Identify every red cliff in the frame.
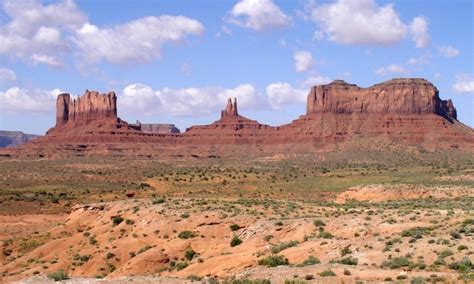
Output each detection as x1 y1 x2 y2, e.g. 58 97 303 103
306 78 457 120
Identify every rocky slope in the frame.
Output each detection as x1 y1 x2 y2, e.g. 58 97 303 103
3 78 473 156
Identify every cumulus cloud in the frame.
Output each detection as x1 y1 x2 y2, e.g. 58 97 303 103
307 0 430 48
410 16 430 48
453 75 474 93
0 87 62 113
73 16 205 64
294 50 314 72
266 82 307 109
0 68 16 84
300 75 331 88
375 64 407 76
225 0 291 31
0 0 87 66
120 83 261 116
309 0 407 45
438 45 460 58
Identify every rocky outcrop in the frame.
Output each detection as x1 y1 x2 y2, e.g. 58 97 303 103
5 78 472 157
55 90 118 127
135 122 180 134
221 98 238 119
0 131 40 148
306 78 457 120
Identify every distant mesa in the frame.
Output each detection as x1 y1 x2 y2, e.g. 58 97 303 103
0 131 40 148
134 121 180 134
4 78 473 156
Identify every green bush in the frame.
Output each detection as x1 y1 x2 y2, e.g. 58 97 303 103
178 231 197 239
318 231 334 239
336 256 358 265
313 219 326 227
231 236 243 247
175 261 188 271
230 224 241 231
382 257 414 269
48 269 69 281
185 248 196 261
258 255 289 267
271 240 299 254
301 255 320 266
112 216 124 226
319 269 336 277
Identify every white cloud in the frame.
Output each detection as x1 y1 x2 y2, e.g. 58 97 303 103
294 50 314 72
266 82 307 109
410 16 430 48
453 76 474 93
0 68 16 83
30 54 63 67
0 87 62 113
226 0 291 31
438 45 460 58
73 16 205 64
0 0 87 66
309 0 407 45
120 83 261 116
300 75 331 88
376 64 407 76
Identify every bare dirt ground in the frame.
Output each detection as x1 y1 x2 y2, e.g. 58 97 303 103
1 196 473 283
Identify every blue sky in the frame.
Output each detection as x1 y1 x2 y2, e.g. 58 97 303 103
0 0 473 135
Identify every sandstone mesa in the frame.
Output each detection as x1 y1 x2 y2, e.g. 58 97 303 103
4 78 474 156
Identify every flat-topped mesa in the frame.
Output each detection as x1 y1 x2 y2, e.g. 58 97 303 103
306 78 457 120
220 97 238 119
56 90 118 127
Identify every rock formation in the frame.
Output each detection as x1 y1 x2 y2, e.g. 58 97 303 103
56 90 118 127
306 78 457 120
221 98 238 119
4 78 473 157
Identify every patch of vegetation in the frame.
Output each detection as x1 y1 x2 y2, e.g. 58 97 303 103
185 248 196 261
300 255 320 266
178 231 197 239
112 215 124 226
258 255 289 267
319 269 336 277
271 240 299 254
48 269 69 281
231 236 243 247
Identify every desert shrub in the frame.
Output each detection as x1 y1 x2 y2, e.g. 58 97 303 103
458 245 468 251
401 227 429 239
231 236 243 247
112 216 124 226
301 255 320 266
258 255 289 267
382 257 415 269
178 231 197 239
230 224 241 231
335 256 358 265
319 269 336 277
340 245 352 256
152 197 165 204
271 240 299 254
175 261 188 271
125 219 134 225
318 231 334 239
180 212 190 219
313 219 326 227
105 252 115 259
48 269 69 281
185 248 196 261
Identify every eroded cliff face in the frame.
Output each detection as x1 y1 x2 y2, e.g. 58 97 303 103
306 79 457 120
55 90 118 127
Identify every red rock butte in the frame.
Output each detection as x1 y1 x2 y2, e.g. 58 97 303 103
5 78 474 156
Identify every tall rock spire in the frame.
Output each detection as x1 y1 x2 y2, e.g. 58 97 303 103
221 97 238 119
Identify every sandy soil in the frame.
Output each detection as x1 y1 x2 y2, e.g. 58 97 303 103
1 196 472 283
